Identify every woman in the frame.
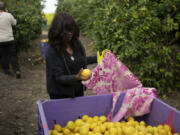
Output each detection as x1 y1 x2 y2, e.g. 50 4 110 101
0 2 21 78
46 12 97 99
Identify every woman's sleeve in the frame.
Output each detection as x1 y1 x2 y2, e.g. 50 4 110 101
79 40 97 66
86 56 97 65
46 48 79 85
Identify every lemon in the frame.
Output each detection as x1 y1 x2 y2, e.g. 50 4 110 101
81 69 91 77
88 131 94 135
66 121 75 130
109 128 118 135
56 133 63 135
82 114 89 121
168 131 172 135
49 130 52 135
54 124 62 132
63 128 71 135
94 133 103 135
117 128 123 135
51 130 58 135
84 123 90 130
115 122 121 128
100 124 106 133
132 12 139 19
74 133 81 135
140 121 146 126
93 126 102 133
106 122 114 130
126 127 136 135
86 117 93 124
74 126 80 132
75 119 83 127
104 131 110 135
90 123 97 130
164 124 171 132
157 124 163 129
128 116 134 121
158 129 167 135
93 116 99 122
99 115 107 123
79 126 89 135
97 121 103 126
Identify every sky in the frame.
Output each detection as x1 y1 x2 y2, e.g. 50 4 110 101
43 0 57 13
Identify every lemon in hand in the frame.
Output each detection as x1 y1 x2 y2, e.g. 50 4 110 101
81 69 91 77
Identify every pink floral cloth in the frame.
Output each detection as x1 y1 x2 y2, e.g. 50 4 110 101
107 87 157 122
82 51 142 94
82 51 157 122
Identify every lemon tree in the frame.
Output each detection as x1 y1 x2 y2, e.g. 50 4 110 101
1 0 44 52
57 0 180 94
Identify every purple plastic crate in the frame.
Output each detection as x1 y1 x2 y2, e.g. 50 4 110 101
37 93 180 135
41 40 48 60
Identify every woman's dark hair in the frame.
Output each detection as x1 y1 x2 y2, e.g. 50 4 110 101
0 2 5 11
48 12 80 52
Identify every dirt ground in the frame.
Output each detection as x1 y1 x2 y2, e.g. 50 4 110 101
0 31 179 135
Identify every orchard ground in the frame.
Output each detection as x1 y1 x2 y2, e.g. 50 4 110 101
0 31 180 135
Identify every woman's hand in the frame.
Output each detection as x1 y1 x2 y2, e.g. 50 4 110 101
76 68 92 81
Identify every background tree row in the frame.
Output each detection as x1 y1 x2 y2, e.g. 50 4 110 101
1 0 44 52
57 0 180 94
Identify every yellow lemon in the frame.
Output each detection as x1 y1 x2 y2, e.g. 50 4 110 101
117 128 123 135
74 133 81 135
115 122 121 128
74 126 80 132
158 129 167 135
51 130 58 135
128 117 135 121
63 128 71 135
54 124 62 132
75 119 83 127
104 131 110 135
56 133 63 135
79 126 89 135
94 133 103 135
140 121 146 126
49 130 53 135
168 131 172 135
90 123 97 130
164 124 171 132
106 122 114 130
109 128 118 135
66 121 75 130
93 116 99 122
86 117 94 124
88 131 94 135
100 124 106 133
81 69 91 77
99 115 107 123
82 114 89 121
93 126 102 133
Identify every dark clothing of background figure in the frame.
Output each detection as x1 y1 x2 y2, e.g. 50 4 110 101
0 40 20 74
46 41 97 99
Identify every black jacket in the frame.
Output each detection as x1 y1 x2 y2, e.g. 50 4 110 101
45 41 97 98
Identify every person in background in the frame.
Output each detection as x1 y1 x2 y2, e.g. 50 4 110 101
46 12 97 99
43 17 47 30
0 1 21 78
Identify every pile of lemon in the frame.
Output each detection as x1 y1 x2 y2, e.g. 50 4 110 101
49 115 179 135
